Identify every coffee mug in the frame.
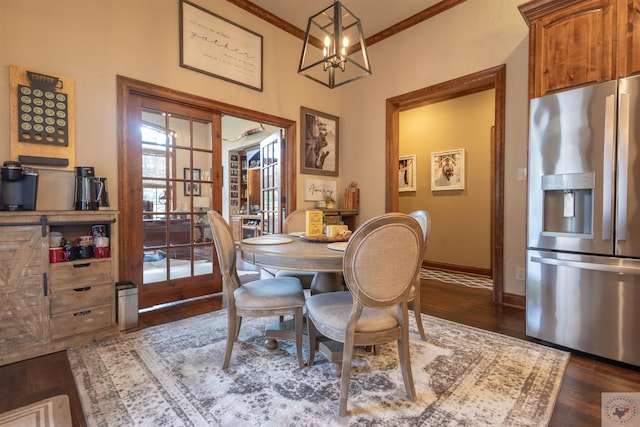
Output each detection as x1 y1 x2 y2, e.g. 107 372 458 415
94 246 110 258
94 236 109 247
78 245 94 259
49 232 65 248
78 236 93 247
64 244 78 261
92 224 107 241
49 247 67 263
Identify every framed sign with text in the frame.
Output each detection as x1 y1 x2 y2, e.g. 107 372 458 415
180 0 263 91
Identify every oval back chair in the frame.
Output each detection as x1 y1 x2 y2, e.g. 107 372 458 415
207 210 306 369
306 212 422 416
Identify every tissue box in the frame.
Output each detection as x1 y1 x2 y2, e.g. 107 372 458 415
326 224 348 238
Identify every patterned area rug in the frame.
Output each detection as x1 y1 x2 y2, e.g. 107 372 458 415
420 268 493 290
67 310 568 426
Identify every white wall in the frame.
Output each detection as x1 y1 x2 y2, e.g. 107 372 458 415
1 0 531 295
339 0 530 295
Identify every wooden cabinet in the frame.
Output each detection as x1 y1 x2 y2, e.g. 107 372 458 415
520 0 640 98
229 147 260 215
0 218 49 359
0 211 118 366
618 0 640 78
230 215 262 242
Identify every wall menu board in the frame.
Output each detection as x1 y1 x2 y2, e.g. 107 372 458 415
9 65 75 170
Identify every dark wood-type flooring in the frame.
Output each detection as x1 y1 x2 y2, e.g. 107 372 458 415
1 269 639 426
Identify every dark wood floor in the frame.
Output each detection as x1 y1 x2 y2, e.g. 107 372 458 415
1 274 639 426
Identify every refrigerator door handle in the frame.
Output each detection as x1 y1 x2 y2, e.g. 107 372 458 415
531 256 640 275
617 92 630 241
602 94 616 241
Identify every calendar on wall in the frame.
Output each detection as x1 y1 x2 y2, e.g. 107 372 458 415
9 65 75 170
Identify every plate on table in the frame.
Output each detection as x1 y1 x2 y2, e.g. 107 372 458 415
242 236 293 245
327 242 348 251
288 231 305 237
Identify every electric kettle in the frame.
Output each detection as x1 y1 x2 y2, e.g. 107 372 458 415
74 166 103 210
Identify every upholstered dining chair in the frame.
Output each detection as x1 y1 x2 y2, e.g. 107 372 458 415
408 210 431 341
306 212 423 416
207 210 306 369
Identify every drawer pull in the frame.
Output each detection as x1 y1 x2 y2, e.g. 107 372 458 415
73 286 91 292
73 263 91 268
73 310 92 317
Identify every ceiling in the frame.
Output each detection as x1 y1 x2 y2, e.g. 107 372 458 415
248 0 444 38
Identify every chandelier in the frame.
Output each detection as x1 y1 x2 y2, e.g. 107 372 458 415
298 1 372 89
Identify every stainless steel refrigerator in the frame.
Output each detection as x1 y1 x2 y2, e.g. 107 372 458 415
527 75 640 367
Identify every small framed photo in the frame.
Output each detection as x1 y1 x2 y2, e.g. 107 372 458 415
300 107 339 177
431 149 465 191
184 168 202 196
398 155 416 192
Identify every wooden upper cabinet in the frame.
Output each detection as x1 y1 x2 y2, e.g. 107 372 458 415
618 0 640 78
520 0 616 98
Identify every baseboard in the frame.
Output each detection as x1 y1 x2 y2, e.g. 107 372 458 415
423 261 491 278
502 292 525 309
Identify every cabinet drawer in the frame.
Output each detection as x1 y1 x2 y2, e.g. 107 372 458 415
49 260 111 290
50 304 112 341
50 283 113 315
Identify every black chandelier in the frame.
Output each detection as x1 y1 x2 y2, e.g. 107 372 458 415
298 1 372 89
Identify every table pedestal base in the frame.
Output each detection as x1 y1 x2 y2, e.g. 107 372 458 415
265 317 344 369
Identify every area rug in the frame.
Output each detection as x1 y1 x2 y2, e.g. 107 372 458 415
67 310 568 426
0 394 71 427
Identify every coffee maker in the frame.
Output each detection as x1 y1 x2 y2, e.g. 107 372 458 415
74 166 104 210
0 161 38 211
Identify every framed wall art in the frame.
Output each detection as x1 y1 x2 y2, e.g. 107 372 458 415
184 168 202 196
180 0 263 91
300 107 339 177
431 149 465 191
398 155 416 192
304 178 337 201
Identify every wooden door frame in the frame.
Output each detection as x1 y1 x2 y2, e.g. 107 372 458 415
116 75 297 302
385 65 506 304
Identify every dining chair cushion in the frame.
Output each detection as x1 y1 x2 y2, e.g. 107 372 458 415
305 291 397 337
235 277 304 311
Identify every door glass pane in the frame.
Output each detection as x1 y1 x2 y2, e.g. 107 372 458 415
170 114 191 148
193 119 212 150
141 105 215 286
193 157 212 185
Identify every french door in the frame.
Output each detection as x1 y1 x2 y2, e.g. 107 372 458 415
121 95 222 309
260 130 284 235
117 76 298 310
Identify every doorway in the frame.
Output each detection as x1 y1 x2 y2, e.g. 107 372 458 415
117 76 297 309
385 65 506 304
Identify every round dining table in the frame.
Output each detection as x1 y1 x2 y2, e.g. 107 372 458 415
239 233 348 363
238 234 346 294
